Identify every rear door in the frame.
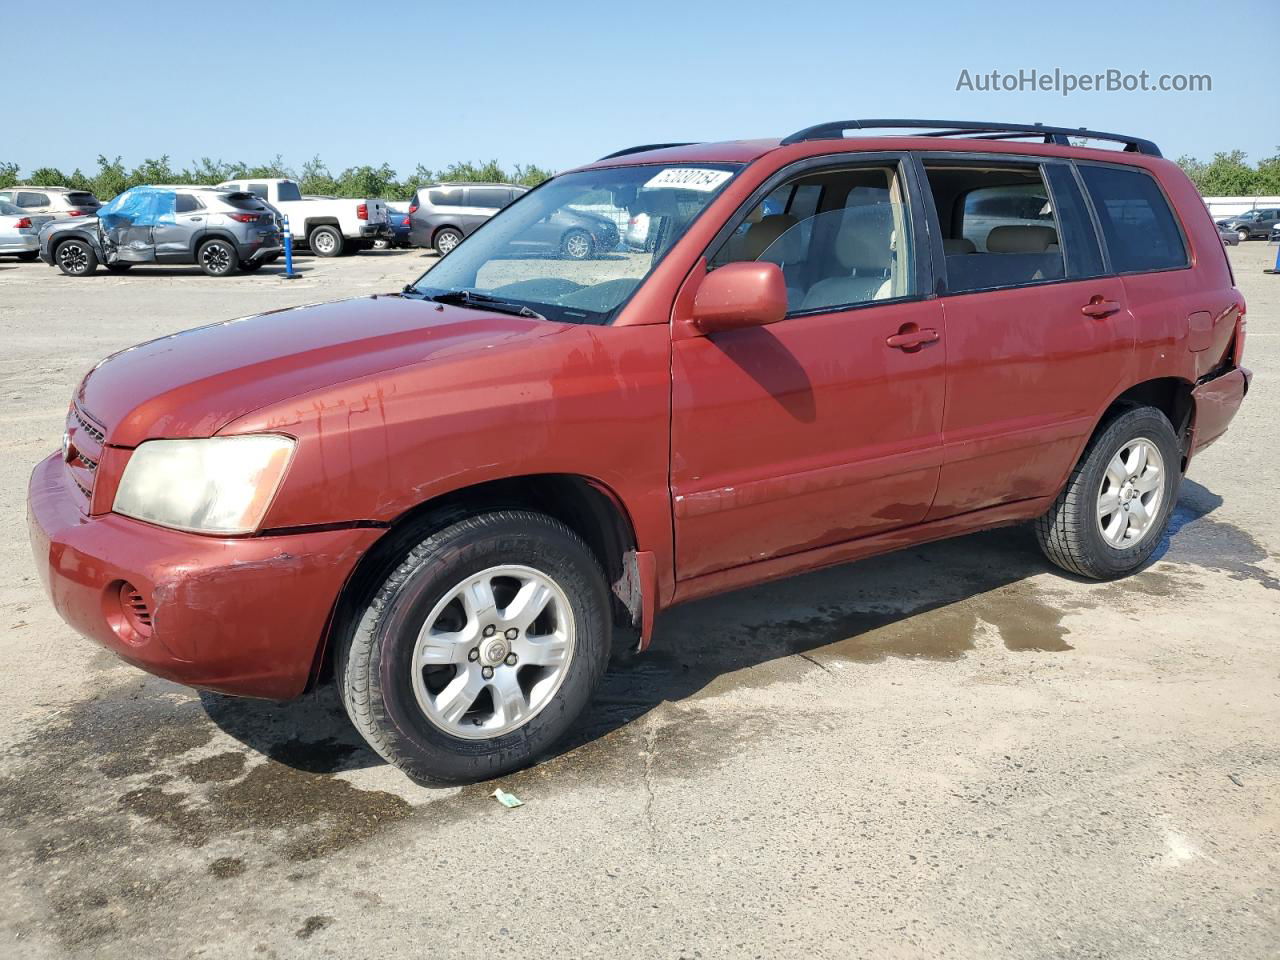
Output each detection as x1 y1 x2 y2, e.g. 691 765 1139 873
154 192 206 261
919 155 1131 519
670 155 945 579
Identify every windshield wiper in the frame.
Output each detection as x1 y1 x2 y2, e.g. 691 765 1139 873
428 289 546 320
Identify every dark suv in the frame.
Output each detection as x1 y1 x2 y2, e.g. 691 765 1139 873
39 186 281 277
29 119 1249 784
1218 207 1280 241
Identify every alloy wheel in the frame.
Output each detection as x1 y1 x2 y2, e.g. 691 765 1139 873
410 564 575 739
202 243 231 273
564 232 591 259
436 231 460 254
58 243 88 274
1096 437 1164 548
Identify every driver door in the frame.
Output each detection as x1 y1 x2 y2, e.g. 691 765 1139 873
670 157 945 580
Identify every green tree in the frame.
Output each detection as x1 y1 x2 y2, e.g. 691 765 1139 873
0 161 17 188
298 155 339 196
90 155 129 200
25 167 68 187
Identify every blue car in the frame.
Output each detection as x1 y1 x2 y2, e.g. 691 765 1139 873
375 208 413 249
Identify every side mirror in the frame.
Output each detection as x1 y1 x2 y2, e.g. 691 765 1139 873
690 261 788 335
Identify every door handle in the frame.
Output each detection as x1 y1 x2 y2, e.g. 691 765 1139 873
1081 296 1121 319
885 326 940 351
189 217 203 221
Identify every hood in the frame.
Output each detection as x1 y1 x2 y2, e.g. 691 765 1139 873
78 296 557 446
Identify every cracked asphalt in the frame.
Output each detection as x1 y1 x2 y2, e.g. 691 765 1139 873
1 244 1277 958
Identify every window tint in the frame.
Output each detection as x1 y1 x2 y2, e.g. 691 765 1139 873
428 187 466 207
223 192 267 211
1043 165 1105 279
1079 165 1188 273
66 191 99 207
924 164 1065 293
468 188 511 209
16 192 49 208
247 183 269 200
710 165 915 313
0 192 11 202
174 194 203 213
275 182 302 202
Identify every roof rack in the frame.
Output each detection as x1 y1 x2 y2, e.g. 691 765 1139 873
779 119 1161 157
597 142 698 161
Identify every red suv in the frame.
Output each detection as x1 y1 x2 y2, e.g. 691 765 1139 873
28 120 1250 783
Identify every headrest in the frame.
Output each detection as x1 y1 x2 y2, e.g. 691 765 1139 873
832 205 894 272
986 225 1059 253
943 237 977 255
745 214 803 262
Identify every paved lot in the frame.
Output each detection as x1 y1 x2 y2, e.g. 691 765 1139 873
1 244 1277 959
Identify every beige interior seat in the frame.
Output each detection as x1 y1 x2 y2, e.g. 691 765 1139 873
942 237 977 255
985 225 1059 253
800 225 893 311
743 214 806 305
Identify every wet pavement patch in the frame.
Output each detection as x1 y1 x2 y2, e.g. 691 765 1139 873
1160 503 1279 591
208 856 246 879
296 915 334 939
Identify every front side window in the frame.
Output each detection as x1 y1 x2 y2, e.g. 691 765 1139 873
710 164 915 313
924 163 1066 292
410 164 740 325
1079 165 1188 274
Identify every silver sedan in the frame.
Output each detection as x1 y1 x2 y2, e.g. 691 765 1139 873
0 200 52 260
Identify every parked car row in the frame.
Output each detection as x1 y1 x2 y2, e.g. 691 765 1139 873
1215 207 1280 241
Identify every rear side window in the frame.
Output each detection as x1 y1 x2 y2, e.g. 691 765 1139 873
1079 165 1188 274
175 194 203 213
247 183 269 200
467 188 511 209
923 163 1065 293
275 182 302 202
16 191 49 207
428 187 465 207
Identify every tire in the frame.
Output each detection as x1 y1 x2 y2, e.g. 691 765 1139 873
561 228 594 261
1237 228 1251 242
197 238 239 276
372 238 391 250
337 511 612 784
16 251 39 262
54 238 97 276
1035 405 1182 580
308 225 344 257
433 227 463 256
105 263 133 273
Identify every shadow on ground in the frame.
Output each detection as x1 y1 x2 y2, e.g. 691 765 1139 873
200 478 1256 778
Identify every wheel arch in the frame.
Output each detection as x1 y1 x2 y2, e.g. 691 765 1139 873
432 224 463 244
310 472 647 690
1102 376 1196 467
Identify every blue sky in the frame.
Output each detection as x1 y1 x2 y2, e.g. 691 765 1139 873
7 0 1275 177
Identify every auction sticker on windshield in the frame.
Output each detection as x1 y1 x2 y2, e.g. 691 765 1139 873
643 168 733 192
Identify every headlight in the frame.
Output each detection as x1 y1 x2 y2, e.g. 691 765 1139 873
113 435 295 534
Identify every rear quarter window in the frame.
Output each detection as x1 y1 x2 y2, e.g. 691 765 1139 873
66 192 99 207
1079 165 1189 274
427 188 465 207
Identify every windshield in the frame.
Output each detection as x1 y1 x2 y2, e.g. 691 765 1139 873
409 163 741 324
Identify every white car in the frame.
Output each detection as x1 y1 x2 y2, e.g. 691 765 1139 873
214 178 389 257
0 199 53 260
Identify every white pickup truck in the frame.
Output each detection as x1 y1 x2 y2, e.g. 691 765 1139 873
214 178 389 257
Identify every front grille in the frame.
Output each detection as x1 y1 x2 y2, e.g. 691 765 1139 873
64 402 107 510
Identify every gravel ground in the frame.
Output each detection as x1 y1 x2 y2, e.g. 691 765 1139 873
1 243 1277 959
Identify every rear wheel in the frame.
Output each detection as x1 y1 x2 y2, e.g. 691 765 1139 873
433 227 463 256
198 238 239 276
337 511 612 784
561 229 594 260
55 239 97 276
308 225 344 257
1035 406 1181 579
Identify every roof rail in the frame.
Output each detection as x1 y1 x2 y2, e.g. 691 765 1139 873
779 119 1161 157
597 142 698 161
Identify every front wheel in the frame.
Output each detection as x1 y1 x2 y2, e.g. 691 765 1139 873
1035 406 1181 579
55 239 98 276
561 229 594 260
198 238 239 276
1237 228 1251 242
337 511 612 784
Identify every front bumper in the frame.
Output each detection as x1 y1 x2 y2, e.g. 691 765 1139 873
27 453 381 699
